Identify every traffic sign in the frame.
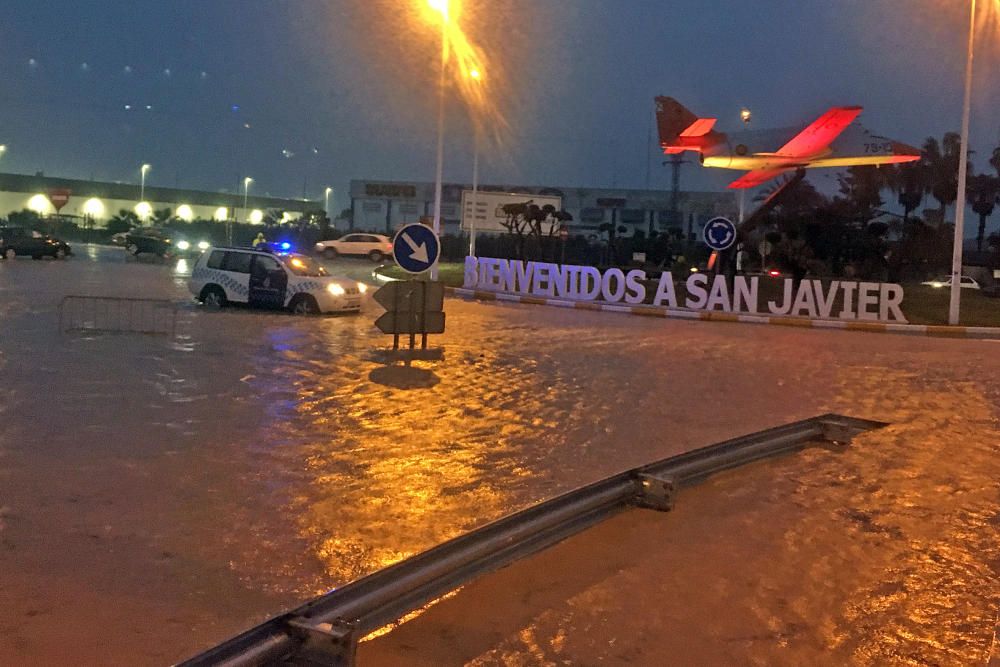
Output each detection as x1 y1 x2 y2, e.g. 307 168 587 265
392 223 440 274
373 281 444 312
375 311 446 335
702 216 737 251
48 189 71 212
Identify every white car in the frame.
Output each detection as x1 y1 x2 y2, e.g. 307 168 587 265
920 275 980 289
315 233 393 262
189 246 366 314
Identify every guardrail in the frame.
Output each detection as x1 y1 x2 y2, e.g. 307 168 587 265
59 295 177 337
179 413 886 667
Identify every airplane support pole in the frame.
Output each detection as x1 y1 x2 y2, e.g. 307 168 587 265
949 0 976 326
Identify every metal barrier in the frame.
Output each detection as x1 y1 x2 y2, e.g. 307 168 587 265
180 414 886 667
59 295 177 337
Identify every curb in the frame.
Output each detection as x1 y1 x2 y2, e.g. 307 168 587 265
447 287 1000 340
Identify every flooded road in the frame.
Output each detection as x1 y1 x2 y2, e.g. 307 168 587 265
1 247 998 664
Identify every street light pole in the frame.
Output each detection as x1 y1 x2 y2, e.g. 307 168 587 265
949 0 976 326
325 187 333 217
431 10 447 281
140 163 151 203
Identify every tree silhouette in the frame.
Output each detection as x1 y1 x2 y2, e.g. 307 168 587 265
967 172 999 251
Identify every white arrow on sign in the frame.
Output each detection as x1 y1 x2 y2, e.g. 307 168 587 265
401 233 429 263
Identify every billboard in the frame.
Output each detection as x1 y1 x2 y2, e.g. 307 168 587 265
461 190 562 233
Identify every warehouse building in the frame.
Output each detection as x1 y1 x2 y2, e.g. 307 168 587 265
347 179 738 237
0 172 318 225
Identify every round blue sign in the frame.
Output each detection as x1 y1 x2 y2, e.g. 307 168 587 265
702 216 737 251
392 223 441 274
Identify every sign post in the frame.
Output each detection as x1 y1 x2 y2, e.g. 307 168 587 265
374 224 445 352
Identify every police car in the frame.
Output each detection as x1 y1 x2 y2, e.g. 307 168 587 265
189 246 366 314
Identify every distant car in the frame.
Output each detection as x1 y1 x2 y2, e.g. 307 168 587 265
110 231 130 247
189 246 366 314
0 227 71 260
125 227 209 258
920 275 980 289
315 233 393 262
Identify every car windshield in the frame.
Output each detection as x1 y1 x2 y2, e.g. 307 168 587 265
282 254 327 277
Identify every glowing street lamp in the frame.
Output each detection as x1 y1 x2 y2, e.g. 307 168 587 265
140 163 151 203
324 187 333 217
949 0 978 325
0 145 7 159
740 107 752 125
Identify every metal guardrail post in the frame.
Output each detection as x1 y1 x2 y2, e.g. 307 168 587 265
58 295 178 337
179 413 886 667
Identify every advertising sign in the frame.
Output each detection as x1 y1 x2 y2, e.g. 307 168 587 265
461 191 562 233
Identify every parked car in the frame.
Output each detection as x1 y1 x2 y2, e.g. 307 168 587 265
110 231 130 247
920 275 980 289
0 227 71 259
314 233 393 262
189 246 366 314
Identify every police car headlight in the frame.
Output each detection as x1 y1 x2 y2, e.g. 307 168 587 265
197 241 209 251
357 282 367 294
327 283 346 296
177 240 190 250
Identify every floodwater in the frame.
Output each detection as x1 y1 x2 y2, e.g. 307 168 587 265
0 246 998 665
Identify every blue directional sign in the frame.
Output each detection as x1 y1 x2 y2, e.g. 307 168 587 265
702 216 737 251
392 223 441 274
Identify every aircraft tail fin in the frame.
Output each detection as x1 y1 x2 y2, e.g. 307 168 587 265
655 96 717 154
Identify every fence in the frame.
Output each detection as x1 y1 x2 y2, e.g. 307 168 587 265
180 413 886 667
58 295 177 337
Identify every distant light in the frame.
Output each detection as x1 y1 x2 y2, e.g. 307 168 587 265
0 145 6 154
145 104 153 110
213 206 228 221
124 65 132 74
176 240 190 250
689 267 698 273
141 163 151 174
312 147 319 155
27 58 37 67
27 194 51 215
124 104 132 111
427 0 449 19
231 104 240 112
469 68 481 80
176 204 194 221
281 149 294 159
163 68 171 76
244 176 253 188
135 201 153 219
243 123 251 129
249 209 264 224
357 282 368 294
81 62 90 71
197 240 210 251
280 242 291 250
740 107 752 125
82 197 105 218
768 269 780 277
200 71 208 79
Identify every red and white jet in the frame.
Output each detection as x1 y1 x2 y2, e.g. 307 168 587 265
655 96 920 189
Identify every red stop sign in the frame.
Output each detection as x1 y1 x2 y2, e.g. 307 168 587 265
48 189 71 212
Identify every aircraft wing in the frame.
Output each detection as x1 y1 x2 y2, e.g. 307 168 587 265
775 106 862 157
727 168 790 190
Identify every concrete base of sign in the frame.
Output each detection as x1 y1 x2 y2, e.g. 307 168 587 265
448 287 1000 340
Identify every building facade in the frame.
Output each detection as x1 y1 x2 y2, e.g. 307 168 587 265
0 172 319 225
348 179 738 237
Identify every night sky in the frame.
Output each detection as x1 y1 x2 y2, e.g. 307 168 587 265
2 0 998 210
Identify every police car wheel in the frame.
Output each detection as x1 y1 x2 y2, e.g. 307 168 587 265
127 244 139 255
291 295 319 315
201 285 227 309
55 248 66 259
3 248 15 260
323 247 338 260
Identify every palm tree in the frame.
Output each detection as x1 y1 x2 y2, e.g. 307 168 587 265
921 133 963 224
967 172 1000 251
884 161 926 224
